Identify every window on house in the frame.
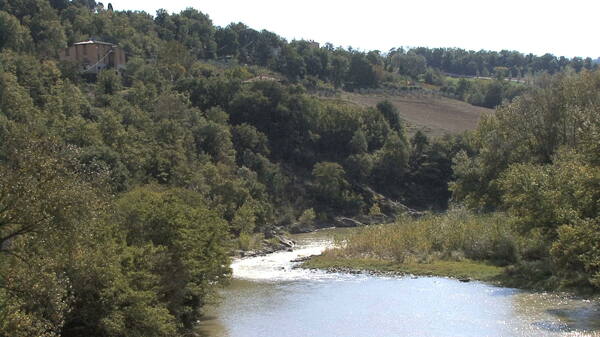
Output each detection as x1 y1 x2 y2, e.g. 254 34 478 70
65 48 70 56
83 45 87 55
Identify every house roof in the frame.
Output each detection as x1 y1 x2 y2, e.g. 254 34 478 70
73 40 116 47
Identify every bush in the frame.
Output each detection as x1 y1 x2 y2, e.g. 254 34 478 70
551 219 600 288
298 208 316 224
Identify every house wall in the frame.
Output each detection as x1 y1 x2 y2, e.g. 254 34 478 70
113 47 126 69
59 43 127 73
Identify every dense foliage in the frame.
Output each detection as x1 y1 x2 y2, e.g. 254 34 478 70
452 70 600 289
408 47 597 78
2 0 594 100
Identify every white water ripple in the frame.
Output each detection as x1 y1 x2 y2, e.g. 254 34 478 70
231 238 353 282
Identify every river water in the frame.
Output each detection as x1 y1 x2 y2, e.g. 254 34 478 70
199 229 600 337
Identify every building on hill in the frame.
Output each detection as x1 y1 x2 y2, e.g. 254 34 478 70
59 40 126 74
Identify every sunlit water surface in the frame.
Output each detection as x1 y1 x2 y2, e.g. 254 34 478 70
199 229 600 337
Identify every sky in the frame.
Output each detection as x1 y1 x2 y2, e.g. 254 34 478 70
110 0 599 58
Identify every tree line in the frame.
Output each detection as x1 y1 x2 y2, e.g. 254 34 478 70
2 0 597 92
408 47 597 78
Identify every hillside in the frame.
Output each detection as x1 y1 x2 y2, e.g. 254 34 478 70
337 92 492 136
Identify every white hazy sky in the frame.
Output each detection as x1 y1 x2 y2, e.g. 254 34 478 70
109 0 598 58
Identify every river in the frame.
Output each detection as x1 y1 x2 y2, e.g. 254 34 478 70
199 229 600 337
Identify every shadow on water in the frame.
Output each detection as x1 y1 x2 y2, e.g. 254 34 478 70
532 320 571 333
196 313 228 337
542 305 600 332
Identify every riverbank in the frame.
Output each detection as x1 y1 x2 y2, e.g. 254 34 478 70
296 210 600 295
301 244 600 296
202 228 600 337
301 254 505 283
297 209 515 281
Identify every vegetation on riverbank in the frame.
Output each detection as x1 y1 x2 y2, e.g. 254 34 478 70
302 207 597 293
302 210 510 283
453 70 600 292
305 70 600 293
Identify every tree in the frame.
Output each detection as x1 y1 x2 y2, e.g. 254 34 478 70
451 70 600 288
312 162 347 199
277 45 306 81
29 0 67 56
298 208 316 224
453 70 600 211
410 130 429 160
0 11 33 52
0 71 39 123
349 129 368 154
0 132 116 337
483 80 504 108
231 199 258 235
348 53 377 88
376 100 404 133
49 0 70 10
455 78 471 99
116 186 231 330
393 52 427 78
551 218 600 288
372 133 409 198
215 26 239 58
0 135 106 253
232 123 270 156
330 54 349 88
96 69 122 96
170 9 217 59
500 150 599 234
157 40 194 80
312 162 364 214
193 121 235 165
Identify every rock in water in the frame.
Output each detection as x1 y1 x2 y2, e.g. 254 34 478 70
275 235 295 248
333 217 364 227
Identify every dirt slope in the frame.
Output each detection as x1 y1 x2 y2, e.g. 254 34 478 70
340 92 493 136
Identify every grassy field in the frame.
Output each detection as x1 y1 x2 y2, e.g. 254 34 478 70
338 92 492 136
301 209 515 283
303 254 505 282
